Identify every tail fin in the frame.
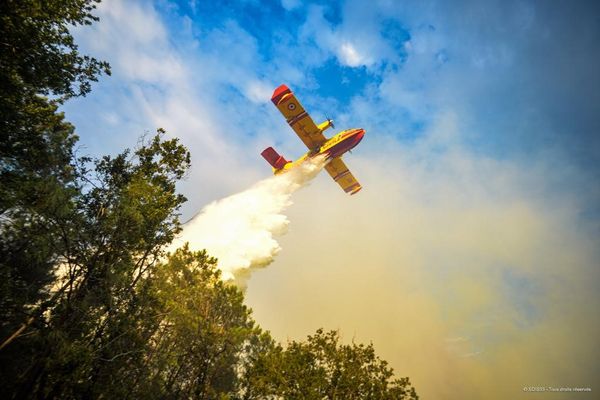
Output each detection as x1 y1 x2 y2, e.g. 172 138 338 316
261 147 289 170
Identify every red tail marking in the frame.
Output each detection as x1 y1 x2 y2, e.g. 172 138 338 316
261 147 289 170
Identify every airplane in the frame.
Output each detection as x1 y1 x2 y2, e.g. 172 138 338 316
262 84 366 195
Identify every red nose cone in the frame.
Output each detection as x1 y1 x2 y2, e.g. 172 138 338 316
356 128 365 142
347 129 365 153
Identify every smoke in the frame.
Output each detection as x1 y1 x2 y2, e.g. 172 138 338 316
171 155 327 282
244 118 600 399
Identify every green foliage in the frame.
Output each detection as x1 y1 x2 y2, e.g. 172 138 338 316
1 6 100 391
138 246 266 399
0 0 110 101
0 1 418 399
241 329 419 400
0 0 110 349
1 132 196 398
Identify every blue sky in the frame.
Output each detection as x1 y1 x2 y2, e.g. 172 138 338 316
64 0 600 217
62 1 599 397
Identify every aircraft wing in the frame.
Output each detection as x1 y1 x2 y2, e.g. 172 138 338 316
325 157 362 195
271 84 327 150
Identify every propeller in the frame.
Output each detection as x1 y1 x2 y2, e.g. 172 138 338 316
325 114 335 129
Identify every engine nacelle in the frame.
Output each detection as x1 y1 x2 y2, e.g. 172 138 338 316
318 119 334 132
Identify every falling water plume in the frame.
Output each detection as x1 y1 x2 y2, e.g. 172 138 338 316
170 155 327 283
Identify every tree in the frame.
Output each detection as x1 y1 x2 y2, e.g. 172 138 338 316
0 122 266 399
2 131 193 398
0 0 111 331
0 0 110 101
240 329 419 400
0 0 110 388
134 246 270 399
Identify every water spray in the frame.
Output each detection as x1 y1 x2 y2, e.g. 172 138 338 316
170 156 326 282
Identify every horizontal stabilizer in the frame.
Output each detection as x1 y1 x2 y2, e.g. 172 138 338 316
261 147 289 170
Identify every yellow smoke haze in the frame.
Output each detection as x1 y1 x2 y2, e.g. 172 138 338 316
243 115 599 399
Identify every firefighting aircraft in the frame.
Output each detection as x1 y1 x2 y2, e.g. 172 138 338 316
262 84 365 195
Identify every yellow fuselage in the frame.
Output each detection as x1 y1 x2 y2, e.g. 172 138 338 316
274 128 365 174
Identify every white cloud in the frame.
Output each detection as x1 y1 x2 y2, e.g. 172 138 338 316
67 2 289 214
244 80 274 103
299 4 384 68
101 111 120 126
281 0 301 11
86 0 173 81
97 0 167 46
338 42 367 67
